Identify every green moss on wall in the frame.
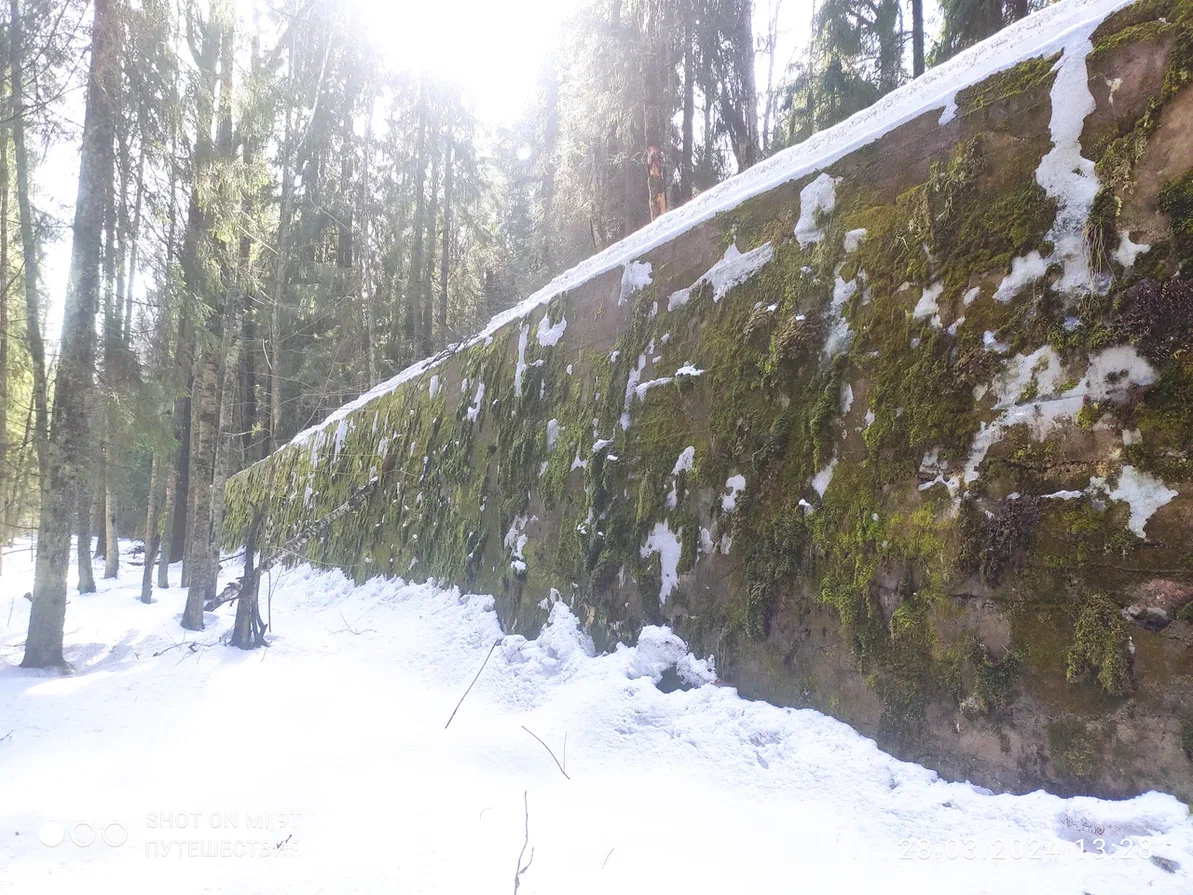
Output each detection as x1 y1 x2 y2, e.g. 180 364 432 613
1066 594 1134 696
223 8 1193 795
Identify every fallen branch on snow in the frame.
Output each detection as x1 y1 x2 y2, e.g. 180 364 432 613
521 725 570 780
444 638 501 729
513 790 533 894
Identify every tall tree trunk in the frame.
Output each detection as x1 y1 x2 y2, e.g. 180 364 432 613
123 124 146 347
176 0 220 585
155 118 181 590
728 0 759 169
0 28 9 576
7 399 31 533
422 119 439 356
101 145 119 579
203 279 244 602
679 17 694 203
157 455 178 587
270 31 295 447
911 0 925 77
760 0 782 154
9 0 48 486
360 84 377 384
182 5 232 628
207 22 259 602
643 0 668 222
336 75 357 381
140 456 161 603
540 55 558 275
182 348 217 626
75 408 97 593
22 0 117 668
103 475 118 577
405 84 426 355
438 129 453 342
230 507 265 649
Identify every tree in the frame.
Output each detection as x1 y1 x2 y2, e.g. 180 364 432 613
23 0 118 667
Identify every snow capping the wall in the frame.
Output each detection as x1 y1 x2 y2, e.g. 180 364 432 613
276 0 1134 457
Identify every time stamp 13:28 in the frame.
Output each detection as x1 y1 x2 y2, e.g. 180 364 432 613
898 837 1155 861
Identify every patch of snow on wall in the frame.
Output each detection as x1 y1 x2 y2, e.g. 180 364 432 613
514 320 531 395
1109 465 1177 538
1035 26 1103 295
536 309 568 347
640 521 683 605
721 474 746 512
619 260 653 305
795 173 840 247
913 281 944 327
824 271 858 359
1113 232 1150 268
672 446 696 475
667 242 773 311
994 251 1049 302
466 381 485 423
812 458 838 497
505 514 531 573
963 345 1155 485
620 355 648 430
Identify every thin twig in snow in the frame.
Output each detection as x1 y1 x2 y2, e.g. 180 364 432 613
513 790 533 894
333 611 376 636
444 638 500 729
602 847 614 869
521 725 570 780
0 729 12 744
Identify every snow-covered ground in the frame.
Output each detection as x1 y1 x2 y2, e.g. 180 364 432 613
1 541 1189 893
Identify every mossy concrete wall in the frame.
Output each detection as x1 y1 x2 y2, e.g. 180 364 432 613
227 0 1193 799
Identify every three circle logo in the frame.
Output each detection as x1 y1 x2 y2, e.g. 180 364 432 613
38 820 127 848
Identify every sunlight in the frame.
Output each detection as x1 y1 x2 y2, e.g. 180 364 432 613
348 0 576 122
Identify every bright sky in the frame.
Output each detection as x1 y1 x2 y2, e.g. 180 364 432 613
350 0 581 124
351 0 817 125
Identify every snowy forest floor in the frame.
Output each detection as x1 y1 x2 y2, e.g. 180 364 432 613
0 540 1190 893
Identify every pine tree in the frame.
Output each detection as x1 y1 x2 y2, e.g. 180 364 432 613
22 0 118 667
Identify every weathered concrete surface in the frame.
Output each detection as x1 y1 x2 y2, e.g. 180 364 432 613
228 0 1193 799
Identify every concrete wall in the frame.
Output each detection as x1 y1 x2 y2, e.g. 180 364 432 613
227 0 1193 799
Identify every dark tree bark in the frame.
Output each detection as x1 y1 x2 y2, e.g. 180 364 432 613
422 117 440 355
0 27 8 577
177 0 220 594
182 7 232 628
270 46 294 448
912 0 925 77
540 55 558 275
438 127 453 341
679 15 694 204
23 0 118 667
9 0 48 486
230 508 266 649
405 84 427 355
140 457 161 603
